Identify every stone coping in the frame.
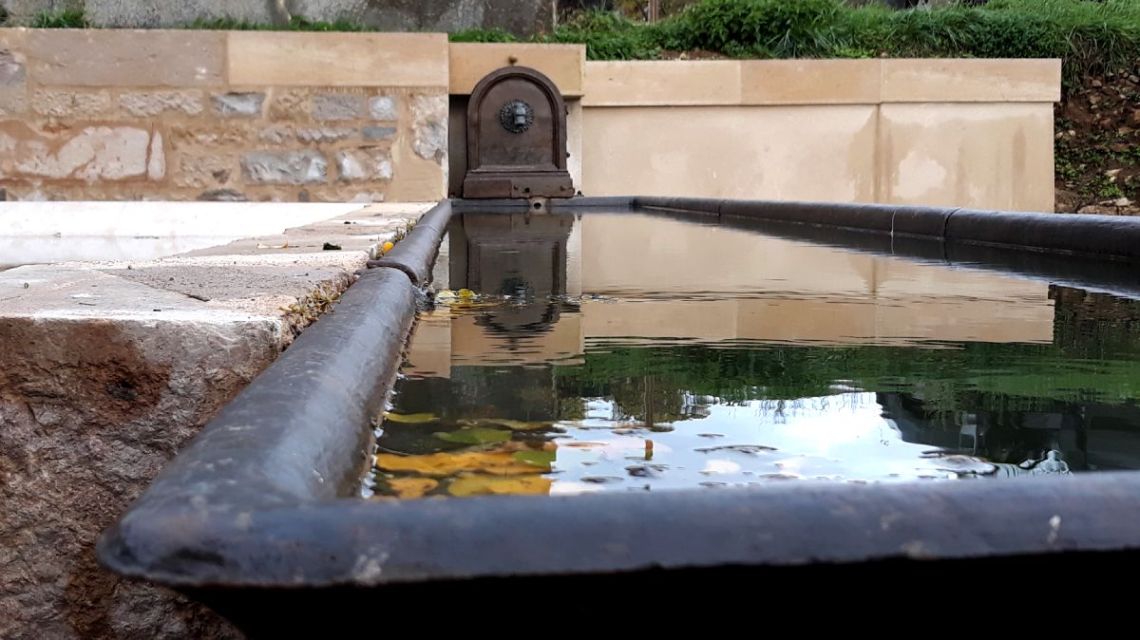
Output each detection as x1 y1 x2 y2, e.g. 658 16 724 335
0 201 430 328
583 58 1062 106
2 29 1057 104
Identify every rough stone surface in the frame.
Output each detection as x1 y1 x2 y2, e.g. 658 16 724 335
369 95 398 120
212 92 265 117
119 90 204 117
197 188 248 201
174 153 235 189
9 126 158 182
261 125 355 144
336 148 394 182
0 48 26 85
411 92 447 164
0 308 268 640
147 131 165 180
267 88 308 121
363 125 397 140
312 93 365 121
32 89 113 118
242 150 328 184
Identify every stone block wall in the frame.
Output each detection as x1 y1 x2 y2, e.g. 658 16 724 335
0 29 449 202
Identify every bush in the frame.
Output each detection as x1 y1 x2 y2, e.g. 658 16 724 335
30 9 89 28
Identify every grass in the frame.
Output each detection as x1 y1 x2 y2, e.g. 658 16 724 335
29 8 89 28
456 0 1140 87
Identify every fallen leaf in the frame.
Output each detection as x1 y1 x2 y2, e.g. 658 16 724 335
376 451 542 476
384 412 439 425
448 474 551 497
388 477 439 499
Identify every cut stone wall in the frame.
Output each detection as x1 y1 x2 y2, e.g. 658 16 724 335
581 58 1061 211
0 29 449 203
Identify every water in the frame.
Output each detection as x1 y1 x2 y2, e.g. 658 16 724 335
365 212 1140 499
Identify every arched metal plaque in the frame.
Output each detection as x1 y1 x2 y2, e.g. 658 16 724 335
462 66 575 199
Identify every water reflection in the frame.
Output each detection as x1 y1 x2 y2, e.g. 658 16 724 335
366 212 1140 499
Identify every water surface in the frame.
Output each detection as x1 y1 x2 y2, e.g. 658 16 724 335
366 213 1140 499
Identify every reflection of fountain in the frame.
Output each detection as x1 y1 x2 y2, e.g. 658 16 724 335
877 391 1089 470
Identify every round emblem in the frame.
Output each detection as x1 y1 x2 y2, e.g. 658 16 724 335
499 100 534 134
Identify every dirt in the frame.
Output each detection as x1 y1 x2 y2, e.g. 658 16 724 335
1055 66 1140 216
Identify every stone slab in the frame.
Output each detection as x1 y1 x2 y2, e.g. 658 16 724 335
20 29 225 87
741 59 881 105
450 43 585 96
0 200 432 640
227 31 449 88
881 58 1062 103
583 60 742 106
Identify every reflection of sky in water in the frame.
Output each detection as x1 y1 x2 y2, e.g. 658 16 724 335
549 393 965 495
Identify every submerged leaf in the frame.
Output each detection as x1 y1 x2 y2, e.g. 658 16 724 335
376 451 542 476
512 450 556 468
434 427 511 445
388 477 439 499
447 474 551 497
458 418 553 431
384 412 439 425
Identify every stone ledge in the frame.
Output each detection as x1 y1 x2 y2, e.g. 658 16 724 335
227 32 449 88
449 43 585 96
583 58 1062 106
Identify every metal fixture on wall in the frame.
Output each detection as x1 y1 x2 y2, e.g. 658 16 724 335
462 66 575 199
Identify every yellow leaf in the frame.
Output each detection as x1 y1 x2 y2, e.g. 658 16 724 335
457 288 476 299
376 451 542 476
384 412 438 424
381 241 395 254
388 477 439 499
448 474 552 497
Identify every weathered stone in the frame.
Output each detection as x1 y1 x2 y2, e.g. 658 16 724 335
147 132 165 180
0 49 26 86
267 88 308 121
119 90 204 117
336 148 393 182
174 153 235 189
312 93 365 121
197 188 248 202
362 126 397 141
260 125 355 144
411 92 447 164
0 86 25 116
32 89 112 118
24 30 225 87
242 150 327 184
169 124 254 147
13 126 155 181
212 92 265 117
369 95 398 120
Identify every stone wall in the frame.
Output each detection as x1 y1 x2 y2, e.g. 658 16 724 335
581 59 1061 211
0 1 556 36
0 29 449 203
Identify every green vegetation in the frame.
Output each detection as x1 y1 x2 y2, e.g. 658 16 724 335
30 8 89 29
454 0 1140 85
